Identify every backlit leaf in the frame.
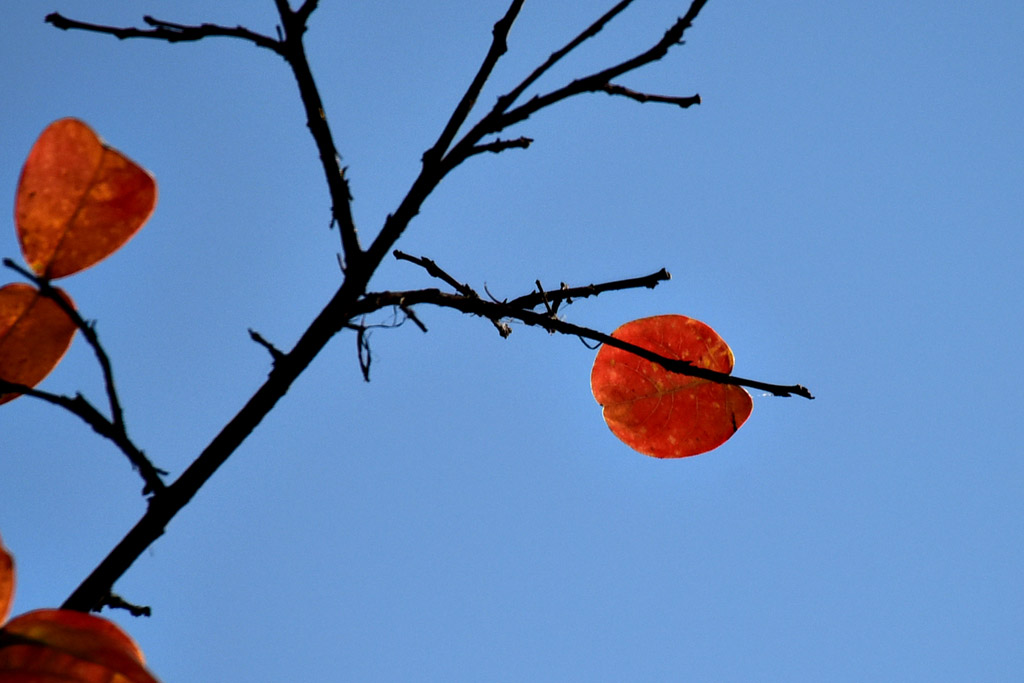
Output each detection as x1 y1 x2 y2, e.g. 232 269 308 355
591 314 752 458
0 610 159 683
0 283 77 405
15 118 156 279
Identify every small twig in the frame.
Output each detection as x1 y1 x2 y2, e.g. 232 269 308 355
101 593 151 617
506 268 670 309
400 303 428 333
248 329 285 363
466 136 533 158
535 280 554 316
601 83 701 108
393 250 478 297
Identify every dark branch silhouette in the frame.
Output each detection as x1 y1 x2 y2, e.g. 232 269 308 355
2 258 166 494
28 0 813 619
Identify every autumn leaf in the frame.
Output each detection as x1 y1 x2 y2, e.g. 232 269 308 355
0 534 12 626
591 314 753 458
1 610 159 683
15 118 157 279
0 283 77 405
0 532 161 683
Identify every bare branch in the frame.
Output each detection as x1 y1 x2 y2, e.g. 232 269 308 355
44 13 284 54
424 0 527 166
466 136 533 158
496 0 639 113
452 0 710 152
393 250 478 297
0 380 166 493
601 83 701 108
273 2 362 265
2 259 166 494
506 268 671 309
44 7 361 266
355 288 814 400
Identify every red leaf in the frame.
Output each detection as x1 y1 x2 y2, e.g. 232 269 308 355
15 118 156 279
0 535 161 682
0 610 160 683
591 314 752 458
0 533 12 625
0 284 77 405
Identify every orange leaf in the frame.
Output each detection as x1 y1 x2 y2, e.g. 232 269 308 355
0 533 12 625
1 610 159 683
0 283 77 405
591 314 753 458
15 118 156 279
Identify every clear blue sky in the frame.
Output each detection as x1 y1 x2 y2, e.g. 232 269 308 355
2 1 1022 680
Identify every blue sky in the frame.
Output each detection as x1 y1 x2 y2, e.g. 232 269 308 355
2 1 1022 680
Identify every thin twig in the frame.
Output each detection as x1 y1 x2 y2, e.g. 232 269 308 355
248 329 285 363
423 0 526 166
101 593 151 617
45 13 283 54
466 136 533 158
452 0 710 153
601 83 701 108
393 250 478 297
495 0 640 114
0 381 167 491
2 259 166 493
273 2 362 265
506 268 671 309
355 288 814 399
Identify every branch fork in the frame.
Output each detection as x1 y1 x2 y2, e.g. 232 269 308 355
34 0 814 621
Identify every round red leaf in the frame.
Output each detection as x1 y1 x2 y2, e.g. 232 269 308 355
591 314 752 458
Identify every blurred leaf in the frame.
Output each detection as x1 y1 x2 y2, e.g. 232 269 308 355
0 283 77 405
591 314 753 458
15 118 156 279
0 610 159 683
0 533 12 625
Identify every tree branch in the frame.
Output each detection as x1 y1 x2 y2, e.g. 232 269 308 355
273 2 362 265
450 0 710 155
506 268 671 309
355 287 814 399
0 380 165 493
393 250 478 297
49 0 805 619
2 259 166 494
62 271 371 612
423 0 526 166
601 83 701 108
44 7 362 267
495 0 639 114
44 13 284 54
